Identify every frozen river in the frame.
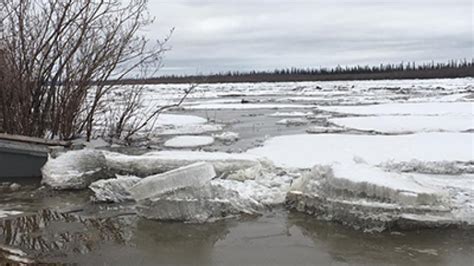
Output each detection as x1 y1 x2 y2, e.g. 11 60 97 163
1 78 473 264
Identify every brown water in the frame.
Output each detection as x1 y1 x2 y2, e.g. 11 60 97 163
1 206 473 265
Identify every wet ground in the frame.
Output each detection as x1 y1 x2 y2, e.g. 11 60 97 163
1 79 473 265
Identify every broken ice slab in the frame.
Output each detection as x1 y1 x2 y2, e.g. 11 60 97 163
42 149 112 190
306 126 345 134
89 175 141 203
129 162 216 202
136 181 261 223
105 150 261 177
285 163 457 232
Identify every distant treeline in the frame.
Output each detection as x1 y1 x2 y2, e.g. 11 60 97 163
119 59 474 84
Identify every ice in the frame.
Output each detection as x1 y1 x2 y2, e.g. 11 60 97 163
286 164 457 232
136 182 261 223
89 175 141 202
42 149 111 190
105 150 261 177
329 115 473 133
164 136 215 148
155 114 207 126
247 133 474 169
129 162 216 202
318 102 473 116
213 131 239 142
184 103 316 110
276 118 308 126
306 125 346 134
154 124 223 136
0 210 23 219
269 111 314 117
380 160 474 175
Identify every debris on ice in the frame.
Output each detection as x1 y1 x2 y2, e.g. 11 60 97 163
164 136 215 148
89 175 141 202
42 149 111 190
129 162 216 202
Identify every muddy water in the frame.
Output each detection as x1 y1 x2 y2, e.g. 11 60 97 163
1 207 473 265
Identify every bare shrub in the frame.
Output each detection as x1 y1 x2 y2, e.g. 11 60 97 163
0 0 176 141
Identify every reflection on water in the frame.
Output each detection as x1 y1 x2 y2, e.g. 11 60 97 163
1 208 473 265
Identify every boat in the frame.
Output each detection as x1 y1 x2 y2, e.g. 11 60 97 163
0 134 70 178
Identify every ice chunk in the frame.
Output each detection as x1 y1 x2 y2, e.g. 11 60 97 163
213 131 239 142
329 115 473 133
89 175 141 202
154 124 223 136
268 111 313 117
276 118 308 126
105 150 261 177
129 162 216 201
286 163 457 232
306 125 345 134
42 149 111 190
155 114 207 126
164 136 214 148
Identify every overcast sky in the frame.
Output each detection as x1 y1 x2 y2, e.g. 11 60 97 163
146 0 472 76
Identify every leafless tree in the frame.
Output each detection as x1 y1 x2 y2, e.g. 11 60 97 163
0 0 182 141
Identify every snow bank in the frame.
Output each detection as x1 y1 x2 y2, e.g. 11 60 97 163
330 115 473 133
164 136 214 148
319 102 473 116
247 133 474 169
42 149 112 190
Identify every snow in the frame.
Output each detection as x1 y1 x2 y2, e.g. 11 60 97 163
155 114 207 126
164 136 215 148
318 102 473 116
184 103 315 110
329 115 474 133
129 162 216 202
247 133 474 169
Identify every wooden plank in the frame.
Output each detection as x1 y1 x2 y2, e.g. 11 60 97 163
0 133 71 147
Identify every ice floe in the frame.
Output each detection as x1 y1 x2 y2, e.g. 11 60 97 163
319 102 473 116
89 175 141 202
269 111 314 117
276 118 308 126
329 115 473 133
213 131 240 142
164 136 215 148
184 103 315 110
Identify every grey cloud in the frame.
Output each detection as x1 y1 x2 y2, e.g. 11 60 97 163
146 0 472 75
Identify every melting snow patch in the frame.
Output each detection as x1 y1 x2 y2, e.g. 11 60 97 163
164 136 215 148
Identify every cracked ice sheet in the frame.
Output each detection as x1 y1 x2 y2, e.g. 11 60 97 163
329 115 474 133
318 102 474 116
247 133 474 169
